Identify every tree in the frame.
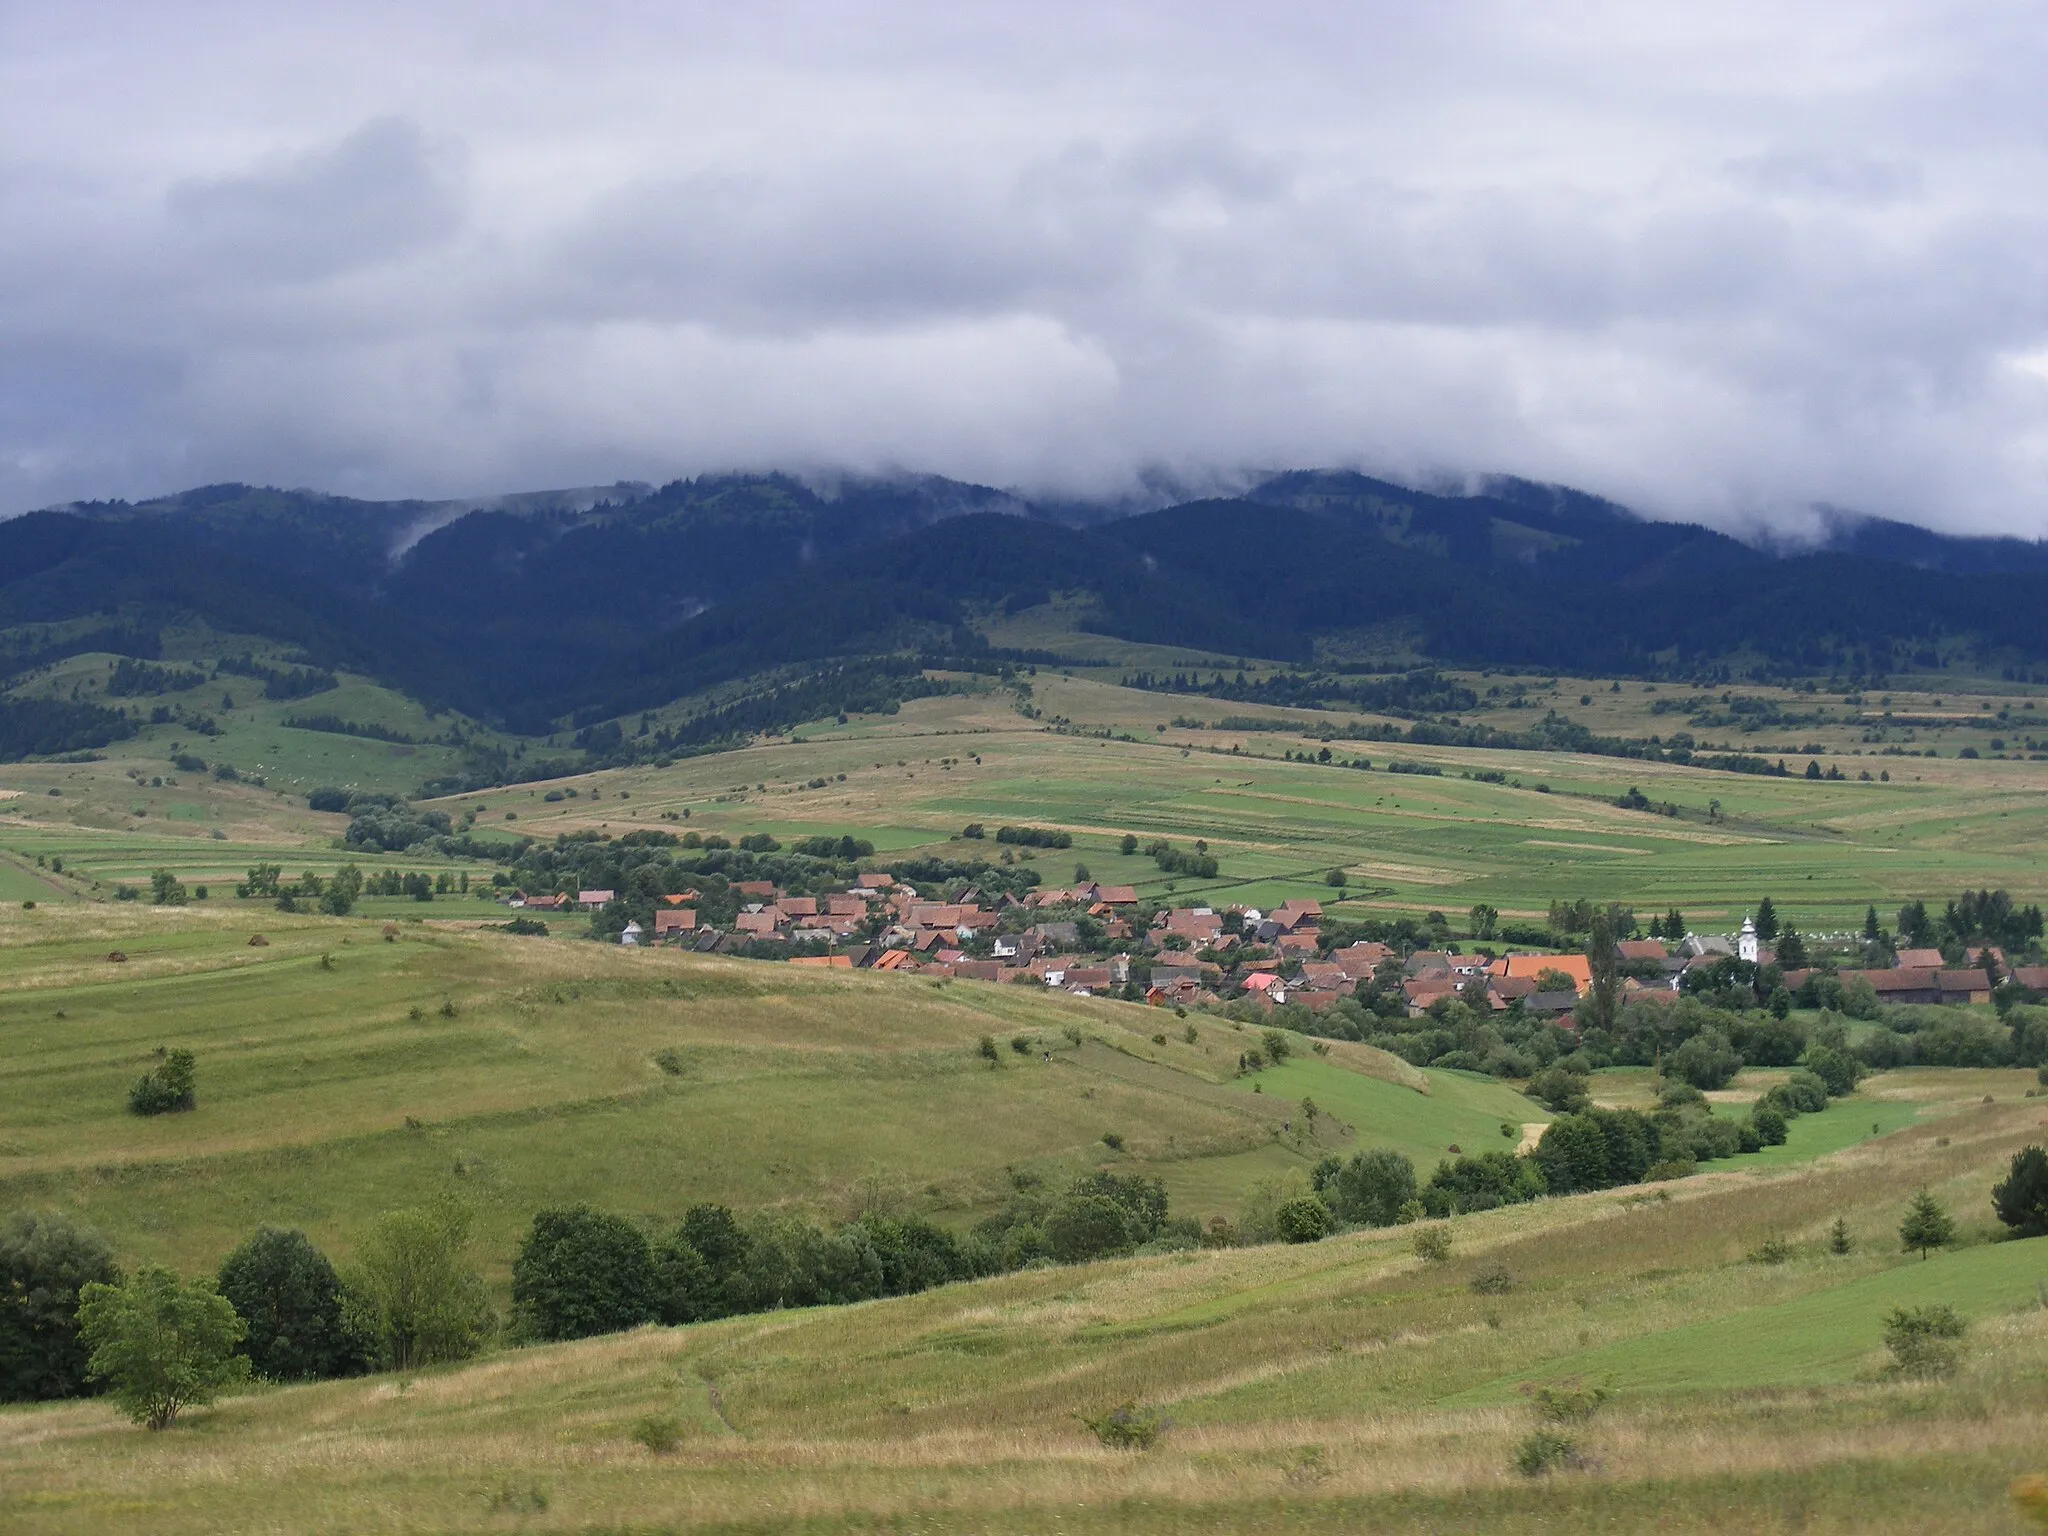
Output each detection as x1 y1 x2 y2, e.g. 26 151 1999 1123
1046 1194 1135 1263
1119 834 1138 855
512 1207 656 1341
1774 928 1808 969
1882 1303 1966 1378
1469 904 1498 941
1753 898 1779 943
1864 905 1883 943
1665 908 1687 942
1579 905 1621 1033
1899 1189 1955 1259
349 1204 493 1369
216 1227 368 1381
148 869 188 906
1897 900 1932 948
129 1048 196 1115
320 864 364 917
1260 1029 1292 1065
1750 1105 1789 1146
1803 1044 1861 1098
1324 1149 1417 1227
76 1265 249 1429
1992 1146 2048 1238
0 1210 119 1401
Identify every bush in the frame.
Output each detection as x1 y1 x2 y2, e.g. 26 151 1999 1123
1882 1303 1966 1378
1992 1146 2048 1237
0 1210 119 1401
1666 1029 1742 1090
1412 1225 1452 1262
1078 1401 1167 1449
1748 1235 1793 1265
1274 1196 1333 1244
1804 1044 1861 1097
1469 1260 1518 1295
216 1228 369 1381
1751 1105 1789 1146
1525 1066 1589 1114
512 1207 657 1341
1515 1430 1590 1476
129 1048 196 1115
629 1413 684 1453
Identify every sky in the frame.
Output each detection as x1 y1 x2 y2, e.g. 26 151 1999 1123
3 1 2046 535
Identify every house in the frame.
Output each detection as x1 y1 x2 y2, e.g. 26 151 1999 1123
522 893 568 911
1296 962 1354 995
1490 953 1593 994
1274 930 1320 957
823 893 868 917
1524 991 1580 1017
1029 920 1081 948
578 889 615 910
1617 939 1670 964
733 910 780 936
1894 948 1947 971
789 954 853 969
779 896 819 919
1270 899 1322 932
1489 974 1538 1004
1331 942 1395 981
1094 885 1139 907
1244 971 1287 1005
950 959 1005 982
2013 966 2048 992
618 921 643 947
1406 951 1453 978
1064 966 1113 993
1149 963 1205 990
1402 977 1457 1014
653 909 697 937
870 949 916 972
991 934 1023 960
733 880 779 900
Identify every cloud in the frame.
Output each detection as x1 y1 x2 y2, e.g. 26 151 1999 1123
2 1 2047 535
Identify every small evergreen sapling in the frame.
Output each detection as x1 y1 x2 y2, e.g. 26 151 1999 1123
1900 1189 1955 1259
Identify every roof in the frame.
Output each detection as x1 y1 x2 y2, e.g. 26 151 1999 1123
1491 953 1593 989
578 889 615 904
870 949 915 971
1094 886 1139 905
1895 948 1946 970
653 909 697 932
779 897 819 917
1243 972 1283 992
2013 966 2048 992
1936 970 1991 994
1866 967 1938 993
789 954 853 969
1616 940 1669 961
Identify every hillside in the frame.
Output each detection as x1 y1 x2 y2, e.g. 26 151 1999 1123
12 468 2048 752
1 985 2040 1533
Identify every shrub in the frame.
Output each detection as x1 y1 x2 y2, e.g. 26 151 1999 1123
1532 1378 1613 1424
1750 1105 1789 1146
1525 1066 1589 1113
629 1413 684 1453
1469 1260 1518 1295
1275 1196 1333 1244
1992 1145 2048 1237
1261 1028 1292 1065
1666 1029 1742 1089
129 1048 196 1115
1804 1044 1861 1097
512 1207 656 1342
1748 1236 1793 1265
216 1228 369 1381
1515 1430 1589 1476
1412 1225 1452 1262
0 1210 119 1401
1101 1132 1125 1151
1882 1303 1966 1379
1011 1034 1034 1054
76 1265 250 1429
1078 1400 1167 1449
978 1035 1000 1065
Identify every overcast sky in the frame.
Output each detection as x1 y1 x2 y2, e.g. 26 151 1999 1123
4 2 2046 535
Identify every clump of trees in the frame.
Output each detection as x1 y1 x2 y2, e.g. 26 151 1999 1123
0 1211 120 1402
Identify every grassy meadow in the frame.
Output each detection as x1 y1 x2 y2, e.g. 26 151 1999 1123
2 1022 2044 1533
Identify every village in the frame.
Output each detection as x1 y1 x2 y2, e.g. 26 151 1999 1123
505 878 2043 1019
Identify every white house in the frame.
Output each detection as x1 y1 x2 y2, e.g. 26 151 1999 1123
619 920 643 947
